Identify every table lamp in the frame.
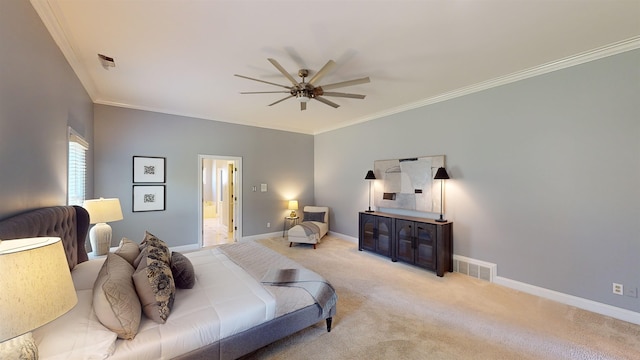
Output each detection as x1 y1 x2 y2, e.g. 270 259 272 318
0 237 77 358
83 197 123 255
364 170 376 212
433 167 450 222
288 200 299 218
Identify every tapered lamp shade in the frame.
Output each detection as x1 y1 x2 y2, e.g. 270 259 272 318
433 167 450 222
365 170 376 180
288 200 299 218
83 198 123 255
0 237 77 342
434 167 450 180
365 170 376 212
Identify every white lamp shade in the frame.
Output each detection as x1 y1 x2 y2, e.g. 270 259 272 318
83 198 123 224
0 237 77 341
288 200 299 210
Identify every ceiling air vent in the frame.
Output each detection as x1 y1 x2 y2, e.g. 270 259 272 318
98 54 115 70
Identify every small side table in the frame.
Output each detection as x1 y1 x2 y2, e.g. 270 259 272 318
283 216 300 237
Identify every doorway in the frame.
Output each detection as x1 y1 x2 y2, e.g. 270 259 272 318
198 155 242 247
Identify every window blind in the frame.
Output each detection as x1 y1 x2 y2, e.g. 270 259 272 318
68 127 88 206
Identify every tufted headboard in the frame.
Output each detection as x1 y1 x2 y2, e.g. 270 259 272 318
0 206 90 270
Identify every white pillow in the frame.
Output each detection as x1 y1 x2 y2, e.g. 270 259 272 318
72 258 106 290
32 289 117 359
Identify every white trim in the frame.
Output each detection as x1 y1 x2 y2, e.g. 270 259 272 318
169 244 200 253
316 36 640 135
328 231 358 244
494 276 640 326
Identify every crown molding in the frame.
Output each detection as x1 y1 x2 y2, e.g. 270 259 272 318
318 36 640 135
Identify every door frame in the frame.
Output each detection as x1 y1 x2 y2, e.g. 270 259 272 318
198 154 242 247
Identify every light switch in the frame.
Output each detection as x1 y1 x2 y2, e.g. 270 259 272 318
261 183 267 192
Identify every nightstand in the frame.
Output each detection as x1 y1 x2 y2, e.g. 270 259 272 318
283 216 300 237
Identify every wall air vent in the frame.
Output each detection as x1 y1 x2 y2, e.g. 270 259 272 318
453 255 497 282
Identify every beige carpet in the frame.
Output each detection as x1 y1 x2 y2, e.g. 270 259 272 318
237 235 640 360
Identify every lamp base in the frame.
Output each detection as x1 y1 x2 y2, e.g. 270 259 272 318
89 223 112 255
435 218 447 223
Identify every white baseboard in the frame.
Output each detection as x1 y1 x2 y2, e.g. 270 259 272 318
328 231 357 243
169 244 200 253
494 276 640 326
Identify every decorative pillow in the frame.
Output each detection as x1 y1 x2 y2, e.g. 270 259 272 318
93 254 142 340
134 231 170 268
133 256 175 323
140 231 169 250
133 233 168 267
171 251 195 289
0 332 37 360
304 211 326 223
114 237 140 266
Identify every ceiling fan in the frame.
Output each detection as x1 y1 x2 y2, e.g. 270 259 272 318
235 58 370 111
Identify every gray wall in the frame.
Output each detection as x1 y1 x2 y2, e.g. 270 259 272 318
93 105 314 246
0 0 93 219
315 49 640 312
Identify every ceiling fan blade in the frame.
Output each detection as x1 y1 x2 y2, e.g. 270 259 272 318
267 58 300 87
320 76 370 90
234 74 291 89
240 91 290 94
308 60 336 86
268 95 294 106
314 96 340 108
300 102 307 111
320 91 366 99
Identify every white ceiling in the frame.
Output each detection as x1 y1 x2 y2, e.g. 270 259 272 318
32 0 640 135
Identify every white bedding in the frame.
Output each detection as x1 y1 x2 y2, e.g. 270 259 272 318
35 246 281 360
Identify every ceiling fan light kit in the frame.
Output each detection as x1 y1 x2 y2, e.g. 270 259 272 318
235 58 370 111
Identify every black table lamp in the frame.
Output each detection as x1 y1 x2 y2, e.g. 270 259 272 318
365 170 376 212
434 167 450 222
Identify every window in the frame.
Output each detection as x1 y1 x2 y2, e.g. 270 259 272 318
68 127 88 206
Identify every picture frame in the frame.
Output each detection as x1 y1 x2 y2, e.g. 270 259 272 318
133 156 166 183
133 185 166 212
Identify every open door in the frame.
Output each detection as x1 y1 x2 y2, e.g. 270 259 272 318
199 155 242 247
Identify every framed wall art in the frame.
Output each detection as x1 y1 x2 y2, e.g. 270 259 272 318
133 156 166 183
373 155 445 213
133 185 166 212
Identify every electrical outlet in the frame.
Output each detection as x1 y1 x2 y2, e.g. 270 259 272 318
612 283 623 295
625 287 638 298
266 222 270 228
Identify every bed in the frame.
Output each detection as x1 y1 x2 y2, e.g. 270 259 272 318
0 206 336 359
287 206 329 249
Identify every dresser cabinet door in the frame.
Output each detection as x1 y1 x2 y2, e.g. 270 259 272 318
395 219 414 263
415 222 436 270
359 213 376 252
375 216 393 257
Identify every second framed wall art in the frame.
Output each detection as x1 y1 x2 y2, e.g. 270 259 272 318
133 185 165 212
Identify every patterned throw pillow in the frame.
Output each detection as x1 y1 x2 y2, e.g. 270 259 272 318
134 231 170 268
133 256 175 323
